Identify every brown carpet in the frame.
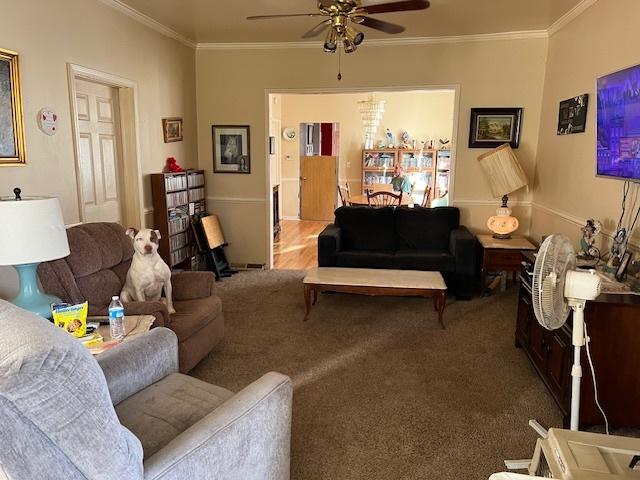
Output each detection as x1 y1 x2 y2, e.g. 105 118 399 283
190 270 562 480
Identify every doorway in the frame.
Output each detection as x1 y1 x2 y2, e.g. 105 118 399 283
68 64 144 228
267 87 460 270
300 155 337 221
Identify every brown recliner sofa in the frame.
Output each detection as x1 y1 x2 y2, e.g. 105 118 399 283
38 222 224 373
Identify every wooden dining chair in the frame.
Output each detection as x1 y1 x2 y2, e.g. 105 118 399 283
337 183 352 206
367 190 402 207
421 185 433 208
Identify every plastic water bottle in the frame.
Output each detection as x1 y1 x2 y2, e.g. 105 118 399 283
108 296 125 342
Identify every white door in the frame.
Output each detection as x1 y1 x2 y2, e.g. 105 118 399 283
74 78 123 223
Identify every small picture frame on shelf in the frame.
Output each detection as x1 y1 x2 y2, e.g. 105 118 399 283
162 117 183 143
469 107 522 148
212 125 251 174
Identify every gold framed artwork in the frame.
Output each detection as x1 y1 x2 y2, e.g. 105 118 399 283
162 117 183 143
0 48 26 166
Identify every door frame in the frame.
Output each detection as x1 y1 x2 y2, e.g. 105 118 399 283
67 63 144 227
265 85 461 269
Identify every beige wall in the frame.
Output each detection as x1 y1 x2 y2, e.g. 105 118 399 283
279 90 455 219
0 0 196 298
197 37 548 264
531 0 640 248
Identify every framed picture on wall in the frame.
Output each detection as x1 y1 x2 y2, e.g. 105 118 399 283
469 107 523 148
557 94 589 135
162 117 183 143
212 125 251 174
0 48 26 165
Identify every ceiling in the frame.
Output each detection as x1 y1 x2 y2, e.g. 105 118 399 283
114 0 584 44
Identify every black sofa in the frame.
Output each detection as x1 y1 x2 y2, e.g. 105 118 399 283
318 206 476 299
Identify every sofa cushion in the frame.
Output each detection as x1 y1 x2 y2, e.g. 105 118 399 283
115 373 233 458
395 207 460 251
66 223 133 278
78 269 126 308
394 250 456 272
171 295 223 342
334 250 395 269
334 206 395 251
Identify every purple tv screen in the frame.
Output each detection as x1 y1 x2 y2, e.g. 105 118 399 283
597 64 640 181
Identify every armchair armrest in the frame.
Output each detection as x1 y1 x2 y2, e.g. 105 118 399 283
171 271 215 301
318 224 342 267
144 372 292 480
449 226 477 276
91 301 169 328
98 327 179 405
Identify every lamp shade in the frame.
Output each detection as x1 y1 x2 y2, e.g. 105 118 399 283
477 144 528 198
0 196 70 265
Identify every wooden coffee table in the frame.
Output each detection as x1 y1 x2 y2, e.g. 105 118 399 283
303 267 447 328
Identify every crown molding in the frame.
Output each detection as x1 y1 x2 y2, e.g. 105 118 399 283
196 30 548 51
97 0 196 48
547 0 598 37
98 0 595 51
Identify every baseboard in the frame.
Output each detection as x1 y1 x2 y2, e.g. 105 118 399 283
229 262 266 270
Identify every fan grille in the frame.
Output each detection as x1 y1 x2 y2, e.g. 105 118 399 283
532 234 575 330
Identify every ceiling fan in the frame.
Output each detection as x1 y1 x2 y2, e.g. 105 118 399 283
247 0 430 54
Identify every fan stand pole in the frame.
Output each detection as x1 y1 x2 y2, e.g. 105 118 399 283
569 300 586 431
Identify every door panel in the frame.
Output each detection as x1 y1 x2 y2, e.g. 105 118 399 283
529 321 547 373
75 78 122 223
546 329 570 400
300 155 336 221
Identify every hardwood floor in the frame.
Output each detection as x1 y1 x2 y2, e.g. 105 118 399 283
273 220 328 270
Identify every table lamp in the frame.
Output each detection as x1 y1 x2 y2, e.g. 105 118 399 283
477 144 528 239
0 188 70 317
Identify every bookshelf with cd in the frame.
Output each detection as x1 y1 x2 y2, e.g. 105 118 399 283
150 170 206 269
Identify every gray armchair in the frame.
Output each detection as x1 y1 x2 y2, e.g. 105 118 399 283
0 300 292 480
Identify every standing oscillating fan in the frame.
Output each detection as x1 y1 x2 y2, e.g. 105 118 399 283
532 234 602 430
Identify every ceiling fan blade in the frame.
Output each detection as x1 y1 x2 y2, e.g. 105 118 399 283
247 13 323 20
357 16 405 34
302 20 332 38
361 0 430 15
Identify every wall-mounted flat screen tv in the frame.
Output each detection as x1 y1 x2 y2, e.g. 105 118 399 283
597 63 640 181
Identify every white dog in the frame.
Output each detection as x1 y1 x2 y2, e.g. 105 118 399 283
120 228 175 314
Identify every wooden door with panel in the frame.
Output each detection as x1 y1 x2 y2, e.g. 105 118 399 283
300 155 337 221
74 78 123 223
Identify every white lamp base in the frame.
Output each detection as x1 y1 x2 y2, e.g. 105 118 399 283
487 195 519 239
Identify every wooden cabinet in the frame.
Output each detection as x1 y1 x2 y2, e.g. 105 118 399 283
150 170 206 269
362 148 444 205
517 251 640 429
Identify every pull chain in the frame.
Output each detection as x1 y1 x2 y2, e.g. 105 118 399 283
337 46 342 81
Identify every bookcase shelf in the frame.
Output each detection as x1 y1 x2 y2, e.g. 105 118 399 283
150 170 207 269
362 148 448 205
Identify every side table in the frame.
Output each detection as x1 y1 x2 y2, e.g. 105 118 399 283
87 314 155 355
477 234 536 293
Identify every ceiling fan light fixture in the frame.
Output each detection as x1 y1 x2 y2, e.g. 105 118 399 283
345 25 364 45
323 28 338 52
342 36 357 54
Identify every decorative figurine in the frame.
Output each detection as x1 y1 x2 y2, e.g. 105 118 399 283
386 128 395 148
438 138 451 150
376 139 386 149
606 227 627 269
578 219 602 260
401 130 411 149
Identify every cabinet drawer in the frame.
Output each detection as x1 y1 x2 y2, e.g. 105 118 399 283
484 249 523 271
